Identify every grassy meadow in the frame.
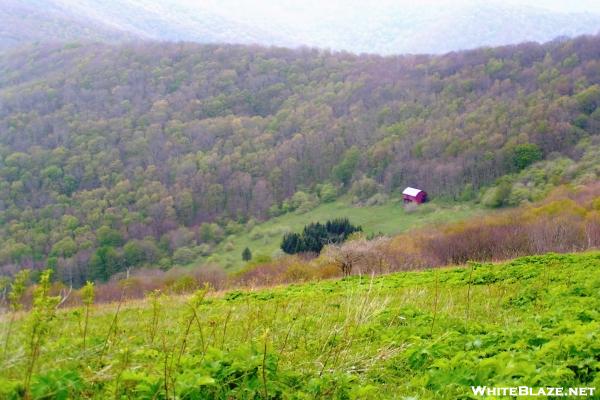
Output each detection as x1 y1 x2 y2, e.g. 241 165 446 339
202 199 481 270
1 252 599 399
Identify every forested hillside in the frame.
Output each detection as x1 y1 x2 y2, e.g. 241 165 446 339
1 36 600 283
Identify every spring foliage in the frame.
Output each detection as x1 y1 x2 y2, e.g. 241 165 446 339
2 35 600 283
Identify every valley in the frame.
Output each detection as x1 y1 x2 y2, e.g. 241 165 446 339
2 36 600 285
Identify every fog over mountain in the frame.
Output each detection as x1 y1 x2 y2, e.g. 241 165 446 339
2 0 600 54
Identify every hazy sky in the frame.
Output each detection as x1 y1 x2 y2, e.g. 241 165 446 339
45 0 600 54
193 0 600 17
502 0 600 12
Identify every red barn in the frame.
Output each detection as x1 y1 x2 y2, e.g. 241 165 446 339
402 187 427 204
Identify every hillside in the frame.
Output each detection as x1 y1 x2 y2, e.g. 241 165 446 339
2 36 600 283
1 252 599 398
202 199 480 270
0 0 138 49
2 0 600 54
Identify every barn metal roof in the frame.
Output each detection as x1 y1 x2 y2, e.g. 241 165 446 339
402 187 423 196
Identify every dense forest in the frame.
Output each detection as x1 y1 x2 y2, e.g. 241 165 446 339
1 35 600 284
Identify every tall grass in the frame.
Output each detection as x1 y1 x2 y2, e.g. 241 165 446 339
1 252 599 398
80 281 94 352
23 270 60 399
2 270 29 361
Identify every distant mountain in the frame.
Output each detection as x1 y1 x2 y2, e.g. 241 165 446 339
52 0 292 46
0 0 137 48
285 2 600 54
0 0 291 50
201 0 600 55
1 0 600 54
388 3 600 54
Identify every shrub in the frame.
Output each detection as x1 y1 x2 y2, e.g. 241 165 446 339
592 197 600 211
225 221 243 235
282 263 314 282
349 177 381 203
482 180 512 208
283 191 319 214
315 263 342 280
198 223 224 244
365 193 388 206
194 243 210 256
323 237 391 276
317 183 337 203
168 275 198 294
191 264 227 290
173 247 195 265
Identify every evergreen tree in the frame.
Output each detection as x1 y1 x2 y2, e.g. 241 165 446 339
281 233 303 254
280 219 361 254
302 222 328 253
242 247 252 261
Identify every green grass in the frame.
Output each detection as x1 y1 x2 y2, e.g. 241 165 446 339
204 198 482 270
2 252 599 399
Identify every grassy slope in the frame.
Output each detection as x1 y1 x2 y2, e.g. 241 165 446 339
204 198 482 270
2 252 599 398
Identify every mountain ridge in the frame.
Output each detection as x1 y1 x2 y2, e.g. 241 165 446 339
2 0 600 54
